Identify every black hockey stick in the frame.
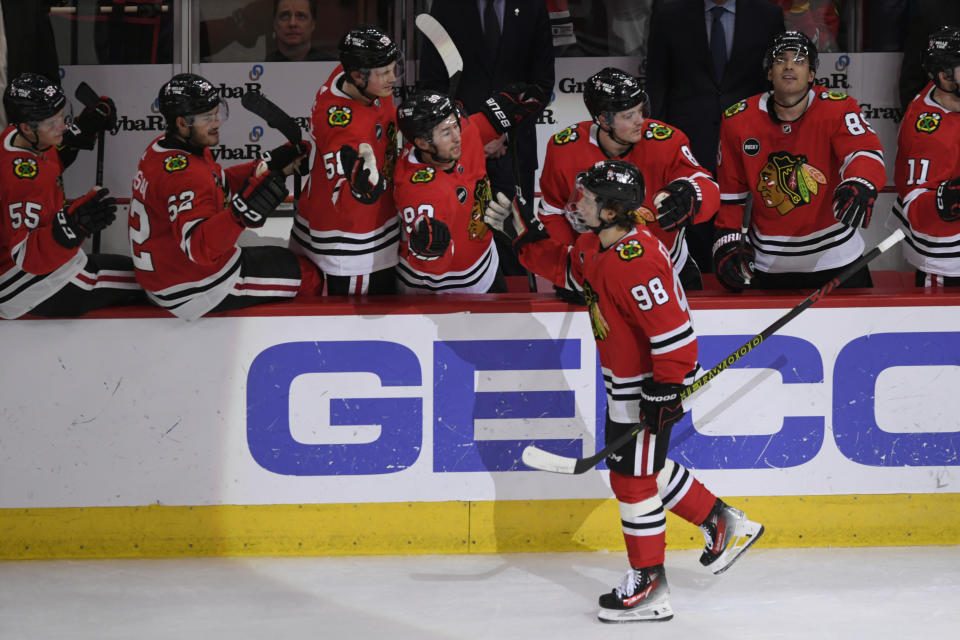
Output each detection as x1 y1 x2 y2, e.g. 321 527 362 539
241 91 302 210
521 228 906 474
415 13 463 97
508 131 538 292
75 82 106 252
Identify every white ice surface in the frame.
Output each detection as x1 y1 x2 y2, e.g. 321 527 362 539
1 547 958 639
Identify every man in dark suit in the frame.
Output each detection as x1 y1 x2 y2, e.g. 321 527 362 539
419 0 555 276
646 0 784 272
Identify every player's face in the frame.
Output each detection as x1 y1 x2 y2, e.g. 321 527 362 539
185 105 223 147
574 188 603 227
427 115 462 162
364 62 401 99
606 103 646 143
767 49 815 95
34 108 68 147
274 0 314 49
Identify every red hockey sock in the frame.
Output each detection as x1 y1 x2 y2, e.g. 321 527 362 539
295 255 324 296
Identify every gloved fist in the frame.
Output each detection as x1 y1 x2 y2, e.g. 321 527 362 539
639 379 686 435
935 176 960 222
230 171 288 228
339 143 386 204
264 141 310 175
64 96 118 150
52 188 117 249
481 83 547 135
654 179 701 232
712 229 755 291
832 177 877 228
409 215 451 260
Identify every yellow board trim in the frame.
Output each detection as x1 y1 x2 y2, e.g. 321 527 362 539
2 494 958 560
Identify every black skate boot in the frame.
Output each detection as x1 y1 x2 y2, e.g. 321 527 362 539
699 499 764 574
597 564 673 623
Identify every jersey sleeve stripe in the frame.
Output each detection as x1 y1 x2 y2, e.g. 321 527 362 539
539 200 565 216
839 149 884 178
180 218 203 261
720 192 749 204
649 322 695 355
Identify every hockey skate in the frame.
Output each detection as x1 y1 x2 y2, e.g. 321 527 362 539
597 565 673 623
699 500 764 575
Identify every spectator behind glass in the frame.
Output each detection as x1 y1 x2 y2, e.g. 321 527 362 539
769 0 840 52
266 0 324 62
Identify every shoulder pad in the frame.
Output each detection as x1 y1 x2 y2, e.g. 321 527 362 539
410 166 436 183
12 157 39 180
615 237 645 261
643 122 674 141
818 90 848 101
163 153 189 173
326 104 353 127
915 111 943 134
551 125 580 145
723 100 748 118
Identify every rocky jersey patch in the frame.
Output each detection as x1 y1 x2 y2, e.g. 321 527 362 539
552 126 579 145
616 238 644 261
411 166 436 183
915 111 942 134
163 153 189 173
327 105 352 127
819 91 848 101
724 101 748 118
12 157 38 179
644 122 674 141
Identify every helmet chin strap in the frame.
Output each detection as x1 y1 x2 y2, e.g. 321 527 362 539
596 119 634 151
16 126 50 152
586 200 621 234
935 70 960 100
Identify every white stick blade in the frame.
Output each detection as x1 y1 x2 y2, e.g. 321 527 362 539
521 445 577 474
415 13 464 77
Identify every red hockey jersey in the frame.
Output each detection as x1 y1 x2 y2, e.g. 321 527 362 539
519 225 697 424
893 83 960 276
393 113 501 293
0 126 87 319
295 66 400 276
129 135 255 320
538 119 719 270
717 87 886 273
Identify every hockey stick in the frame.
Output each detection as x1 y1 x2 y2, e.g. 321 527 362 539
240 91 303 210
415 13 463 97
75 82 106 252
507 131 539 292
521 228 906 474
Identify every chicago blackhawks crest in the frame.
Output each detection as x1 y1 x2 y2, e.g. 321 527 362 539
644 123 674 141
163 153 189 173
327 105 352 127
915 112 942 134
411 166 436 183
13 157 38 179
616 238 644 261
757 151 827 215
724 101 747 118
552 126 579 145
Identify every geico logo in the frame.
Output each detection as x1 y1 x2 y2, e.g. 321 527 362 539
859 103 904 123
210 143 262 161
214 82 262 99
111 114 165 134
245 332 960 476
557 77 587 93
814 72 850 90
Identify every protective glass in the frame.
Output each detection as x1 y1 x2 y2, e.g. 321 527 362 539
564 174 596 233
370 57 405 82
772 50 810 66
36 103 73 132
186 99 229 127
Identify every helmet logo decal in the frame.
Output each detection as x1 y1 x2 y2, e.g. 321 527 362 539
13 157 38 179
552 126 579 145
468 177 492 240
327 105 353 127
916 112 942 134
411 166 436 183
644 123 673 141
616 238 644 261
163 153 189 173
757 151 827 215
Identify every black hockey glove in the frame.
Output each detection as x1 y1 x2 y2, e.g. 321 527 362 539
409 215 451 261
639 379 686 435
52 188 117 249
484 191 548 250
263 141 310 175
339 143 386 204
832 177 877 228
712 229 755 291
481 83 547 135
935 176 960 222
230 171 289 228
63 96 117 150
654 179 701 232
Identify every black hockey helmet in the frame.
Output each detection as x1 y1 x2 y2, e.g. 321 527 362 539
339 25 401 72
3 73 67 125
763 31 819 72
397 91 459 143
583 67 649 121
157 73 225 127
922 25 960 83
566 160 645 232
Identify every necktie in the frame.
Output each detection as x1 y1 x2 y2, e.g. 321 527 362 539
710 5 727 81
484 0 501 60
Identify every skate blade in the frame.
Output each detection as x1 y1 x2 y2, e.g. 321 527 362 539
712 522 765 575
597 602 674 623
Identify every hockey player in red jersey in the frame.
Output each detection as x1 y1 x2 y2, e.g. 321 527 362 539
893 26 960 287
714 30 886 290
393 86 544 293
485 160 764 623
538 67 719 291
130 73 320 320
293 25 402 295
0 73 142 319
